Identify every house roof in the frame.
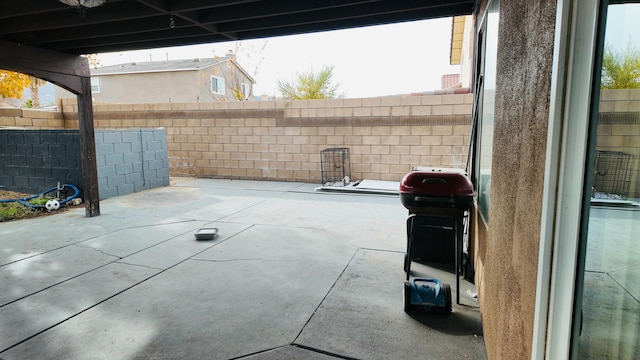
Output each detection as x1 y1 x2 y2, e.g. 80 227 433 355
0 1 476 56
449 16 466 65
91 56 256 83
92 57 227 75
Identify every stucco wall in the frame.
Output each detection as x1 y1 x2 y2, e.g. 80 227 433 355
55 62 253 104
98 71 204 104
473 1 556 359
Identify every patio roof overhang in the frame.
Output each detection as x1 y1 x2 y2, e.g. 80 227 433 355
0 0 475 55
0 0 475 218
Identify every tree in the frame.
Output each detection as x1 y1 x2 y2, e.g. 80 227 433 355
85 54 103 69
28 76 48 108
601 43 640 89
0 70 30 99
277 65 343 100
226 59 252 101
209 58 251 102
209 41 268 101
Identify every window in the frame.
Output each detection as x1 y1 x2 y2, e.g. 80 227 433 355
241 83 251 100
90 77 100 93
474 0 499 222
211 76 225 95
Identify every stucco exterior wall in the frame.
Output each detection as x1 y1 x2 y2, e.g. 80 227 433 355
97 71 203 104
54 63 253 104
473 1 556 359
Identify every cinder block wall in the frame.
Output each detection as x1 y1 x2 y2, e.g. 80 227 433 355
95 128 170 200
0 129 81 194
5 90 635 195
0 128 169 200
597 89 640 198
0 108 64 128
60 94 474 183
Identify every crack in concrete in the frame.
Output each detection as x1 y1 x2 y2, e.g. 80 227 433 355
292 344 359 360
115 261 163 271
191 258 308 263
72 244 121 259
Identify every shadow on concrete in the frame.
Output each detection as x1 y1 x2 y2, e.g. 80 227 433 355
407 309 483 336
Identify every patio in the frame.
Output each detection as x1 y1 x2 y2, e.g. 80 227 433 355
0 178 486 359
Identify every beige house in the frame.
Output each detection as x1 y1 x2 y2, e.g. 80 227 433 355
56 55 255 104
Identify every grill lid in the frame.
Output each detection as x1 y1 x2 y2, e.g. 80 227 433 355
399 168 474 197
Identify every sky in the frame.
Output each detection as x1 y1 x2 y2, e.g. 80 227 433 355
96 18 459 99
604 3 640 51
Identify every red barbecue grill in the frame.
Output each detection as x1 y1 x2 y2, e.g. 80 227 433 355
400 168 474 216
400 168 474 308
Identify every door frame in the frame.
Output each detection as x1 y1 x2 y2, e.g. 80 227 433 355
531 0 601 358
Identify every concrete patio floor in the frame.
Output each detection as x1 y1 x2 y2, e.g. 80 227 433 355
0 178 486 360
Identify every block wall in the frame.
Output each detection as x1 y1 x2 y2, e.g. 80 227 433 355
60 93 475 183
597 89 640 198
0 129 81 194
0 128 169 199
95 128 170 200
5 91 635 191
0 108 64 128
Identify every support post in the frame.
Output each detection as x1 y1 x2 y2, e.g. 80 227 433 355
77 76 100 217
0 40 100 217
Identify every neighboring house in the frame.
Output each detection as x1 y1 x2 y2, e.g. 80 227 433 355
56 54 255 104
449 15 475 89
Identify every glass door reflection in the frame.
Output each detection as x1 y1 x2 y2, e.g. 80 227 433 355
575 2 640 359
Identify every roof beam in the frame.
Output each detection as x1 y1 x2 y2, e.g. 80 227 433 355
0 2 158 34
0 40 88 91
9 16 194 45
0 0 475 56
217 0 469 33
198 0 382 24
236 4 472 40
134 0 237 40
0 2 69 19
51 28 229 52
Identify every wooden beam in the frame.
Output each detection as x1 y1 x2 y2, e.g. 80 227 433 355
0 40 87 93
0 40 100 217
77 76 101 217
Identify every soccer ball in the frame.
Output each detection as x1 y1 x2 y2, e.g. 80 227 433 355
45 199 60 211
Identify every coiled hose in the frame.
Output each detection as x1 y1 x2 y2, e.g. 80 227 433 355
0 184 80 209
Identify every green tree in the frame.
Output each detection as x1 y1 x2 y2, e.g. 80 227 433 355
0 70 30 99
601 43 640 89
278 65 343 100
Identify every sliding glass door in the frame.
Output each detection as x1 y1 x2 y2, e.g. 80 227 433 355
572 2 640 359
